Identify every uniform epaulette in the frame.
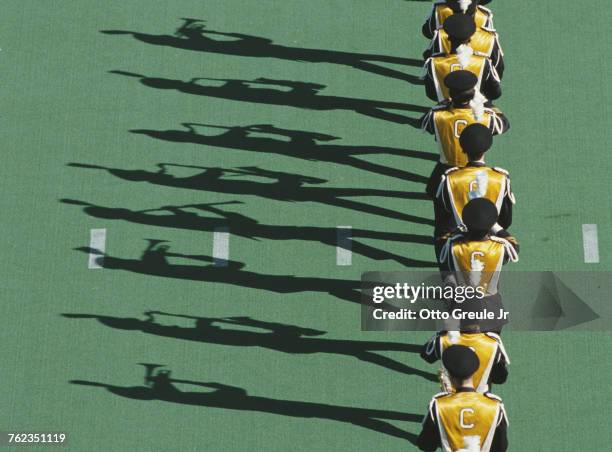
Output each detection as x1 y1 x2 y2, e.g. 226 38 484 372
444 167 460 175
481 26 497 36
484 392 503 402
492 166 510 176
489 235 510 245
485 332 502 342
432 102 451 111
433 391 451 399
486 332 511 364
490 235 519 262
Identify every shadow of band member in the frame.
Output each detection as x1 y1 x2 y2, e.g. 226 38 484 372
75 241 363 304
129 123 436 184
101 19 423 83
62 312 437 381
71 366 421 442
65 162 433 226
61 198 437 268
109 70 427 126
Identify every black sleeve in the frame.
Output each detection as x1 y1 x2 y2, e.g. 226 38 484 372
433 182 455 239
441 183 452 213
488 110 510 136
436 240 452 272
423 60 440 102
434 200 455 240
506 234 520 255
496 111 510 134
420 334 441 363
422 13 436 39
421 109 436 134
417 409 441 451
482 62 502 101
497 195 513 229
490 42 505 79
480 0 493 5
491 411 509 452
495 230 520 263
435 238 449 270
424 70 439 102
490 349 509 384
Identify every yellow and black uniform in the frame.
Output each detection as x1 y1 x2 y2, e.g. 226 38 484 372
417 389 508 452
425 28 504 77
439 233 519 295
422 104 509 199
422 331 509 393
422 1 495 39
436 163 514 235
423 52 501 103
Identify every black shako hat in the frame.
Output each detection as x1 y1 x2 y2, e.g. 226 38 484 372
459 123 493 155
442 344 480 379
444 70 478 92
443 14 477 41
462 198 498 232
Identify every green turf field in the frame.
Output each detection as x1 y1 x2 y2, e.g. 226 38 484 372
2 1 612 450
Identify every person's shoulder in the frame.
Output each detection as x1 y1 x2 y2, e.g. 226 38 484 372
478 5 494 15
484 332 504 343
431 391 453 401
492 166 510 176
489 235 511 245
444 166 461 175
483 391 503 403
480 25 498 36
432 101 452 112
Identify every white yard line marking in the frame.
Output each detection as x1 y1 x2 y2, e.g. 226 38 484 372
88 228 107 269
213 227 230 267
337 226 352 266
582 224 600 264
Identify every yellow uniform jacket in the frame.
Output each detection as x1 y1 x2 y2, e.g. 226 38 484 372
430 28 502 60
433 3 494 30
428 390 507 452
424 53 499 102
422 106 506 166
440 235 519 295
439 166 514 226
437 332 509 393
422 2 495 38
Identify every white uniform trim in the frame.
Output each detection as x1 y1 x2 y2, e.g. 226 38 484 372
425 333 440 357
439 233 462 264
481 403 502 452
490 236 519 263
476 343 498 393
486 332 511 365
434 398 453 452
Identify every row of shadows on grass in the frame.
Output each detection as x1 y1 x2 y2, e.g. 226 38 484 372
66 312 430 442
66 15 438 445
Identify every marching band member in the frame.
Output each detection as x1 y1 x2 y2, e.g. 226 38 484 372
422 0 495 39
417 345 509 451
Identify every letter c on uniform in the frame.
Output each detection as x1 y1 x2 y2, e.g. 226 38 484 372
460 408 475 429
454 119 468 138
